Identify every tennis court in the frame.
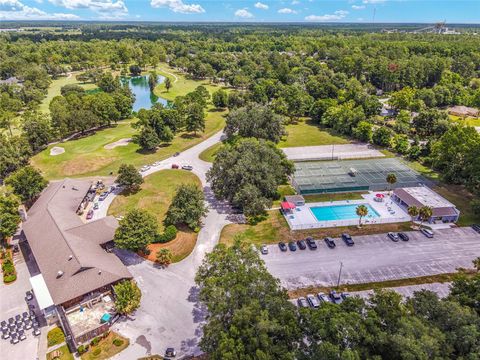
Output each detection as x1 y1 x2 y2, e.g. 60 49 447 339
292 158 425 194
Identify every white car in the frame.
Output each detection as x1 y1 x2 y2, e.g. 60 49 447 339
420 228 434 238
140 165 151 172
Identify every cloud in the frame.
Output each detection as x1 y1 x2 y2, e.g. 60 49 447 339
254 2 268 10
278 8 297 14
352 5 365 10
305 10 348 22
291 0 299 4
362 0 386 3
235 8 253 18
0 0 79 19
150 0 204 14
49 0 127 16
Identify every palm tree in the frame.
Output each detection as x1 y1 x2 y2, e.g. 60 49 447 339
156 248 172 267
407 205 419 227
165 77 172 92
473 257 480 272
356 204 369 228
386 173 397 193
418 206 433 228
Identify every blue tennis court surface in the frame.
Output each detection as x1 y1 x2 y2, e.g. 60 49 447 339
310 203 380 221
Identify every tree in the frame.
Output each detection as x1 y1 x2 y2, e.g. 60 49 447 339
134 125 160 151
116 164 144 192
97 72 120 93
148 71 157 92
389 87 416 110
356 204 369 227
207 138 294 217
0 134 31 180
164 184 207 230
156 248 172 267
0 193 21 240
386 173 397 192
353 121 373 142
225 104 286 143
418 206 433 228
195 240 301 359
60 84 85 96
212 89 228 109
5 166 47 204
395 110 411 134
372 126 394 147
164 77 172 92
113 280 141 315
129 65 142 76
185 103 205 135
412 109 450 139
21 110 53 153
408 205 419 226
393 134 410 154
114 209 158 252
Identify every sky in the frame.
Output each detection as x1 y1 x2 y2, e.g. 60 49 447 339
0 0 479 23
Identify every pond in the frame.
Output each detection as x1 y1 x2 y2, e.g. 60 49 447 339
122 74 168 112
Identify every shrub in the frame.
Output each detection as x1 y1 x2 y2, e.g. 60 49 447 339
154 225 177 243
77 345 88 354
90 337 100 346
47 327 65 347
113 338 124 347
4 274 16 283
92 348 102 356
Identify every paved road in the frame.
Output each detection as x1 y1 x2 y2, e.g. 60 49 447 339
107 130 236 359
351 282 452 300
263 227 480 290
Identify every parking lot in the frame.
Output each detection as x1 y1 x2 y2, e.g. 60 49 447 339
263 227 480 290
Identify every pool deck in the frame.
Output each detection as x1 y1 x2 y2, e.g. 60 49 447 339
284 192 410 230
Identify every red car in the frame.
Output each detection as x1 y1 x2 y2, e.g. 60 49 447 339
171 164 179 169
86 210 94 220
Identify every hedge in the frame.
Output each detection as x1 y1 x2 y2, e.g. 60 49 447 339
154 225 177 243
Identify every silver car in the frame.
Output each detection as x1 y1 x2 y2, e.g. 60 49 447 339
306 294 320 308
260 245 268 255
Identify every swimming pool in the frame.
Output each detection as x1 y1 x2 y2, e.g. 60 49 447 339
310 203 380 221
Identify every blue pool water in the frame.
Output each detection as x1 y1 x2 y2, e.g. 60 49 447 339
310 203 380 221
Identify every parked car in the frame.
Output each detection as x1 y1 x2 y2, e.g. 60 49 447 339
324 237 336 249
109 185 116 193
182 165 193 171
173 152 180 157
387 232 400 242
296 239 307 250
86 210 94 220
398 232 409 241
278 242 288 252
307 294 320 308
32 328 40 336
288 241 297 251
306 237 318 250
341 233 354 246
341 292 351 300
297 297 309 308
171 164 179 169
471 224 480 233
260 245 268 255
12 244 19 253
317 292 331 304
420 228 434 238
329 290 343 304
98 192 108 201
165 347 177 358
140 165 150 172
93 202 99 210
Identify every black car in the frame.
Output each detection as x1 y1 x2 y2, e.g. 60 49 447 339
330 290 343 304
278 242 288 252
306 237 318 250
324 237 336 249
25 291 34 301
288 241 297 251
398 232 409 241
341 233 354 246
471 224 480 233
165 348 177 358
296 239 307 250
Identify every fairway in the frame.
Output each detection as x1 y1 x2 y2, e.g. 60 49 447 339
32 111 225 179
108 169 202 262
279 118 349 148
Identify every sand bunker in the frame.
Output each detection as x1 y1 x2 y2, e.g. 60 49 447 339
50 146 65 156
104 138 132 150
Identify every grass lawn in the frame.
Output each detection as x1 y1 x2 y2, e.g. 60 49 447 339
31 109 226 180
47 326 65 347
278 118 349 148
40 73 97 113
272 185 297 207
80 332 129 360
450 114 480 127
220 210 411 247
46 345 74 360
198 142 224 162
108 169 202 262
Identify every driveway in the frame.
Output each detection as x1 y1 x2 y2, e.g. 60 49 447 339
0 237 42 360
263 227 480 289
108 130 237 359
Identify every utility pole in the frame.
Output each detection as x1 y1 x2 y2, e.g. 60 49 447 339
336 261 343 288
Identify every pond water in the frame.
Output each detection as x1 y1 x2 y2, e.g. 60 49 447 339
122 74 168 112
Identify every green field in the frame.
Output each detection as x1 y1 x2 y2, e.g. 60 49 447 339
279 118 349 148
32 110 225 180
450 114 480 127
108 169 202 262
199 142 224 162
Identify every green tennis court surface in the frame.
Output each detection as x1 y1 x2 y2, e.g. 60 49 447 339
292 158 425 194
